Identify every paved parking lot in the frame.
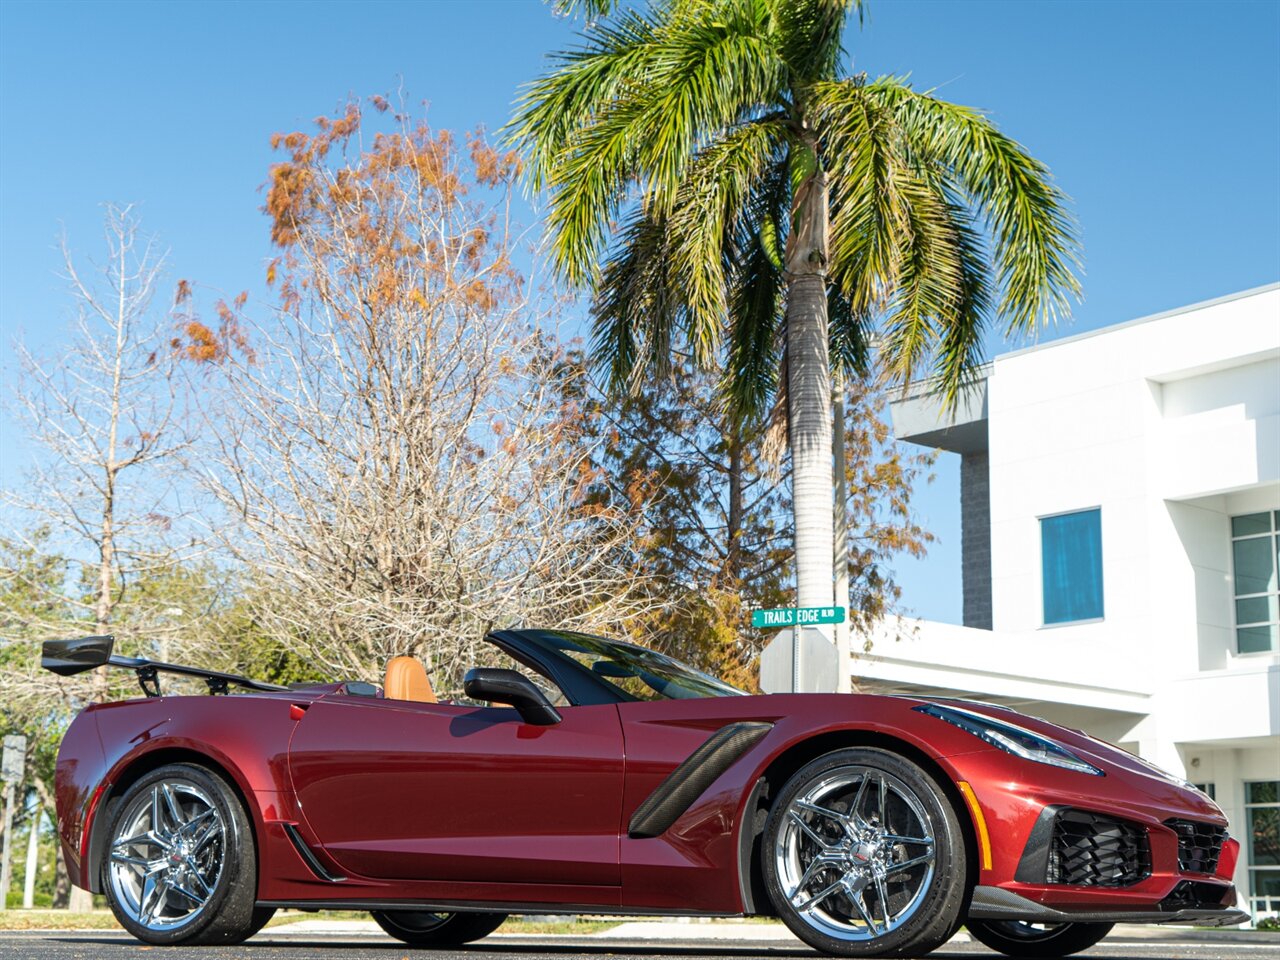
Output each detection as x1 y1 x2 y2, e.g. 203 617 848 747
2 930 1279 960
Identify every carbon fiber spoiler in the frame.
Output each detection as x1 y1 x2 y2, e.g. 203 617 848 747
41 635 289 697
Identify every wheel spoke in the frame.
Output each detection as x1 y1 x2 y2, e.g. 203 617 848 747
790 852 842 899
190 817 221 853
112 831 165 851
793 877 845 912
848 775 870 826
160 783 184 831
851 889 880 935
877 776 888 829
186 861 214 896
110 852 162 871
179 807 215 839
795 799 847 828
886 851 934 876
874 874 893 928
150 786 165 835
138 874 166 925
789 809 834 850
168 880 208 906
882 833 932 846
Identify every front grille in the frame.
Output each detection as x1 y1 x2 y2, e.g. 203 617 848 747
1166 819 1227 874
1048 809 1150 886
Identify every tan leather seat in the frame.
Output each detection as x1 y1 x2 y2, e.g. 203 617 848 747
384 656 436 703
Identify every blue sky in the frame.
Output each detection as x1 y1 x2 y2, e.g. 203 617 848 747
1 0 1278 623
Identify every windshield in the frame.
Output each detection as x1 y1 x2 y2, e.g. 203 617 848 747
534 630 746 701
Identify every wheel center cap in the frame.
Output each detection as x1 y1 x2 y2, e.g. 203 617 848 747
850 841 877 864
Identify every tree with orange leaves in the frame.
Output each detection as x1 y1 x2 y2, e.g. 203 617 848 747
198 99 655 693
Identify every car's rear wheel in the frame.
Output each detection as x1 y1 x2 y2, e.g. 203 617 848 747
966 920 1114 958
102 763 263 945
762 747 967 957
371 910 507 946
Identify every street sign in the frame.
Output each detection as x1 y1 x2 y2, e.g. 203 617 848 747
759 627 841 694
1 736 24 783
751 606 845 629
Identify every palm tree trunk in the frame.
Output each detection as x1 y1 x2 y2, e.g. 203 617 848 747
784 163 833 611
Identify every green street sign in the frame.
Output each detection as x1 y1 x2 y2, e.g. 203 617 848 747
751 606 846 629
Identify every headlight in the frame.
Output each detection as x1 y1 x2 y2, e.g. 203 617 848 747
915 703 1103 776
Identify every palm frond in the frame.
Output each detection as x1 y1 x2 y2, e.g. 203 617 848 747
868 76 1081 337
667 117 789 369
590 209 682 393
771 0 859 83
721 161 790 425
529 5 788 284
812 78 908 317
827 282 869 380
507 9 661 191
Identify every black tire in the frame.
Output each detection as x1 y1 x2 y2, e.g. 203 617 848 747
244 905 277 940
101 762 260 945
762 747 968 958
967 920 1114 958
371 910 507 947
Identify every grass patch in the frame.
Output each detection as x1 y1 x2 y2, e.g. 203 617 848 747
0 908 621 936
0 911 121 931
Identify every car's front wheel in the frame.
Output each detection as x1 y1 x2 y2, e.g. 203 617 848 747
762 747 967 957
966 920 1114 958
102 763 267 945
371 910 507 947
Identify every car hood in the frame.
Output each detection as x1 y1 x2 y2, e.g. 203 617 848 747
897 696 1226 821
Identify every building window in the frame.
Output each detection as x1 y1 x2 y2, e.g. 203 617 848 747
1192 782 1216 801
1246 781 1280 917
1041 509 1104 625
1231 511 1280 655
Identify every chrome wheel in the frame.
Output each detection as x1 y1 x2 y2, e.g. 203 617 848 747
107 779 226 932
773 764 936 943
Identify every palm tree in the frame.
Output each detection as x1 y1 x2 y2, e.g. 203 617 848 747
510 0 1079 611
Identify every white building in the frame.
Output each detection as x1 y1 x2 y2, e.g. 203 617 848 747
857 283 1280 919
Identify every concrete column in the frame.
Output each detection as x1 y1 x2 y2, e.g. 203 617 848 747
960 451 993 630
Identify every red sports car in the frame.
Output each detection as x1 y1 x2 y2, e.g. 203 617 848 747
44 630 1245 956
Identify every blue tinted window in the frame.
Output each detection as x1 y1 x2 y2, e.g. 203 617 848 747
1041 509 1104 624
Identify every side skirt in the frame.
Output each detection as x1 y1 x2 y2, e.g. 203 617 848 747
256 899 743 917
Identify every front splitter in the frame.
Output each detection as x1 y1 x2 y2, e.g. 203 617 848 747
968 885 1249 927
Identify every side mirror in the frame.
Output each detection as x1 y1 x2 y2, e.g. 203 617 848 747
463 668 562 726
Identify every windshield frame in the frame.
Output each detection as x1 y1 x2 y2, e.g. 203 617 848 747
485 629 747 706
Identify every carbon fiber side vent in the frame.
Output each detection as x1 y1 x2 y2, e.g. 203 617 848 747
628 721 773 839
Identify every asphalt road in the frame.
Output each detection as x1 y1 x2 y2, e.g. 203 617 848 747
1 931 1278 960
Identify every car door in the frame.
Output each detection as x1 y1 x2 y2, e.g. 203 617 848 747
287 692 625 886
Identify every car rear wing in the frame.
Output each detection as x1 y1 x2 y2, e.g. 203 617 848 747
41 635 289 697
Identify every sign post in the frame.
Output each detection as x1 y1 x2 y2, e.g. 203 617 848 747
0 735 27 913
755 608 844 694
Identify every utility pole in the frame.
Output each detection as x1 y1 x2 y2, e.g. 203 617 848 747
832 368 851 689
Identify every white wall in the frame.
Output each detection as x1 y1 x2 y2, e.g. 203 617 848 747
983 288 1280 691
